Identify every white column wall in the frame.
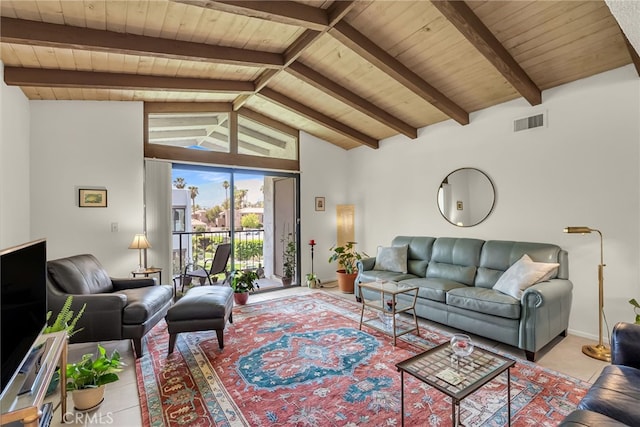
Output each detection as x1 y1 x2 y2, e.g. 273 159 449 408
345 65 640 340
29 101 145 275
0 61 31 249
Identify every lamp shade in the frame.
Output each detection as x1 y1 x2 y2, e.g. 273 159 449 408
129 234 151 250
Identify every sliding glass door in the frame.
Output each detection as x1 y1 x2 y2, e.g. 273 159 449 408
170 164 299 289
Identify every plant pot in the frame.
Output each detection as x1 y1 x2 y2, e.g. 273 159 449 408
234 292 249 305
336 269 358 294
71 386 105 411
282 277 293 287
306 278 318 288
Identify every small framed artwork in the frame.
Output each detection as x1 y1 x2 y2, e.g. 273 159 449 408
79 189 108 207
456 201 464 210
315 197 325 212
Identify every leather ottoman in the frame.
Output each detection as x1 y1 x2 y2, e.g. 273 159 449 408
165 286 233 354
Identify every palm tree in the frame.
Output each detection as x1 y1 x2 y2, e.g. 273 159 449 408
222 180 230 207
188 186 199 211
174 177 186 189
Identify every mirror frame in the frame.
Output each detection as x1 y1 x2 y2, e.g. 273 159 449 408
437 168 495 227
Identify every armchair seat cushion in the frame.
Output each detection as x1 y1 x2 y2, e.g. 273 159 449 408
577 365 640 426
119 285 174 324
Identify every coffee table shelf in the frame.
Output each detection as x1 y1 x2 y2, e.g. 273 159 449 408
358 281 420 345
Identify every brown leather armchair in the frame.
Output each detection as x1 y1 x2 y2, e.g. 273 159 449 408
46 254 173 358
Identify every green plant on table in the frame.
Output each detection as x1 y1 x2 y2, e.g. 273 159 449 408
43 295 86 338
230 270 259 293
629 299 640 325
66 344 124 391
328 241 366 274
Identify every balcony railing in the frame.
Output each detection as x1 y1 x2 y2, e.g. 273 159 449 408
172 229 265 278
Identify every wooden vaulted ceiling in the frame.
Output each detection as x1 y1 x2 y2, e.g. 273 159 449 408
1 1 638 150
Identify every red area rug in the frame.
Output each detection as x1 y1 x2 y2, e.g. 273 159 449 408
136 292 588 426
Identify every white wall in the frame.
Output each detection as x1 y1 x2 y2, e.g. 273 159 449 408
29 101 145 275
0 61 31 249
299 132 351 283
345 65 640 340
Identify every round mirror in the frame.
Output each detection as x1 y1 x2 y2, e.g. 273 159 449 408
437 168 495 227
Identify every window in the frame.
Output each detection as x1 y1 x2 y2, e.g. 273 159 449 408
148 112 230 152
172 207 186 232
237 115 297 160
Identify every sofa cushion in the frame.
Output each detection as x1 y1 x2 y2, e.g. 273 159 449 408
492 254 559 299
560 410 630 426
392 236 435 277
47 254 113 294
358 270 417 284
577 365 640 426
476 241 562 288
401 277 467 303
447 287 521 319
374 245 408 273
119 285 174 324
426 238 484 285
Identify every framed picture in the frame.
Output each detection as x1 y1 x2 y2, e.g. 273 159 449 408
79 189 107 207
315 197 325 212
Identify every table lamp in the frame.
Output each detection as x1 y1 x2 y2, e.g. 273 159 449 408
563 226 610 362
129 234 151 272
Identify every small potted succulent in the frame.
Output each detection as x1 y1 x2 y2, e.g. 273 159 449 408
230 270 260 305
66 344 124 411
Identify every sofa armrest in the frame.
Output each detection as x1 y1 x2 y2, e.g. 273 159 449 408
518 278 573 353
357 257 376 272
611 322 640 369
112 277 156 290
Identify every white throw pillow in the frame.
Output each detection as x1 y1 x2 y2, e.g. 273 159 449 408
373 245 408 273
493 254 559 299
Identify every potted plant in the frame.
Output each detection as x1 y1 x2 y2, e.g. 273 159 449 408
328 242 366 294
66 344 123 411
305 273 318 288
630 299 640 324
281 232 296 286
43 295 86 396
230 270 260 305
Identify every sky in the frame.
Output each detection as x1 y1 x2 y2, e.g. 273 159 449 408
172 167 264 209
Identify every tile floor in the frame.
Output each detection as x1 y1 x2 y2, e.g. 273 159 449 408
46 284 608 426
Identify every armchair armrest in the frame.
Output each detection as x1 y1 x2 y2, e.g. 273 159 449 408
611 322 640 369
112 277 156 290
357 257 376 272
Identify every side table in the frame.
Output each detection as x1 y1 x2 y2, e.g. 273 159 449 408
358 281 420 345
132 267 162 284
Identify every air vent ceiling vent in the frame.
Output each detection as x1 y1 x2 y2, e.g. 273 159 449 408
513 112 546 132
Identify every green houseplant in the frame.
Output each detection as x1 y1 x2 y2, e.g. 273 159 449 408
230 270 259 305
328 242 366 294
66 344 123 411
44 295 86 396
281 232 296 286
630 299 640 324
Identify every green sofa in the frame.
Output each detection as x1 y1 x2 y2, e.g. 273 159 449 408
355 236 573 361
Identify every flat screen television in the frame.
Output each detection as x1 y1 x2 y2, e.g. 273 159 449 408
0 239 47 397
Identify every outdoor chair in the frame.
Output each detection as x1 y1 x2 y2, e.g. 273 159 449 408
184 243 232 287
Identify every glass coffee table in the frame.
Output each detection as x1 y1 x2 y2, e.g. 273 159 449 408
396 342 516 426
358 281 420 345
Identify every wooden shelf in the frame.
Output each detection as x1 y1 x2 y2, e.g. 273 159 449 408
0 331 67 427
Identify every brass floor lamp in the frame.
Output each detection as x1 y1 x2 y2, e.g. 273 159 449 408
564 226 611 362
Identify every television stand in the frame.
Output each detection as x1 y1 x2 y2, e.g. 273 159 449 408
18 338 54 396
0 332 67 427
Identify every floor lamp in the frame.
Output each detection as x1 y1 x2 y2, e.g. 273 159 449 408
564 226 611 362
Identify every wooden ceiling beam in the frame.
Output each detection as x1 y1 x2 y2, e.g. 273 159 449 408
259 88 379 149
0 17 282 69
331 21 469 125
4 67 255 93
173 1 328 31
287 62 417 139
619 26 640 77
430 0 541 106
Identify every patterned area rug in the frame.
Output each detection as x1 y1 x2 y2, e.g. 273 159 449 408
136 292 588 426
